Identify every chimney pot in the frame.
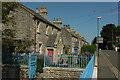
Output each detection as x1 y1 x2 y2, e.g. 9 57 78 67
54 18 55 22
60 18 61 22
40 7 47 12
68 24 70 27
57 18 59 22
66 24 68 27
36 7 38 13
63 24 65 27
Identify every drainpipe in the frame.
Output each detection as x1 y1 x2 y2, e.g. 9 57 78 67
34 19 37 53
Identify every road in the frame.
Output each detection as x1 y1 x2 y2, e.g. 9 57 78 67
102 50 120 71
98 50 120 80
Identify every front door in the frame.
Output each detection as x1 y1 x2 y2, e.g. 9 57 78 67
47 49 54 62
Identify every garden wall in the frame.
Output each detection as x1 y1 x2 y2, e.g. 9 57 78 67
37 67 84 79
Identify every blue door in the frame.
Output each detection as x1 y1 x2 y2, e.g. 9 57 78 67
74 49 78 54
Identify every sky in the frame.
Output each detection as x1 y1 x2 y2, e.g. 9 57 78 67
21 2 118 44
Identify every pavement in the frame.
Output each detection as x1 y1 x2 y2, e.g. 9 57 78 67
98 50 120 80
92 67 98 79
92 55 98 79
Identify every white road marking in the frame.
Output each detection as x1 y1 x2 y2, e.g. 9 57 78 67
106 54 110 57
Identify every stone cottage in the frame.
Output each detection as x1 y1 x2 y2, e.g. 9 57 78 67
62 24 88 54
2 4 62 56
2 3 88 56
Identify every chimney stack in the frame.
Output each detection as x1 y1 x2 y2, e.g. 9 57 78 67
39 6 48 18
63 24 71 32
65 24 70 29
36 7 38 13
53 18 62 28
75 32 79 35
68 24 70 27
63 24 65 28
71 29 75 33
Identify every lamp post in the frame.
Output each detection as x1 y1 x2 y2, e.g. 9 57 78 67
97 17 102 55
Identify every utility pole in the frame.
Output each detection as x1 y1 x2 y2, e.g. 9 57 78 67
112 29 114 50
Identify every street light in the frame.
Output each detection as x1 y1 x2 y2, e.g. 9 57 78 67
97 16 102 55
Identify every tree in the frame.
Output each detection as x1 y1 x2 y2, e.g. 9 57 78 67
2 2 19 23
116 26 120 36
91 37 97 45
81 45 96 54
100 24 116 50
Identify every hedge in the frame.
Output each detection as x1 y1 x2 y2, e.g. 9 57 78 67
81 45 96 54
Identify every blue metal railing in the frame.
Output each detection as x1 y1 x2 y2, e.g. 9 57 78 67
2 53 29 65
13 53 29 65
44 53 93 68
79 50 97 79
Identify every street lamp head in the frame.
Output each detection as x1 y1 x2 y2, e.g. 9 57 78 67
97 17 102 19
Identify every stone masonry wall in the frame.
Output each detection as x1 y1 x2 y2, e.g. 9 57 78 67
61 28 72 53
19 65 29 79
39 67 84 79
2 6 35 51
2 64 29 79
2 6 35 40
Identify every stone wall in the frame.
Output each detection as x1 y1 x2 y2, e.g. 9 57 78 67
61 28 72 53
2 64 29 79
37 67 84 79
2 6 35 41
2 5 35 51
19 65 29 79
55 32 63 54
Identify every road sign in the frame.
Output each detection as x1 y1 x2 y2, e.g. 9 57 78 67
97 37 103 43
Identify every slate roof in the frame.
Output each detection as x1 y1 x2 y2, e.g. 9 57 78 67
19 4 61 30
46 34 57 47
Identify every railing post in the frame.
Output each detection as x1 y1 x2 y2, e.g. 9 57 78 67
29 53 31 79
59 54 60 67
81 55 82 68
57 54 58 67
70 55 71 68
78 55 81 66
72 54 73 68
